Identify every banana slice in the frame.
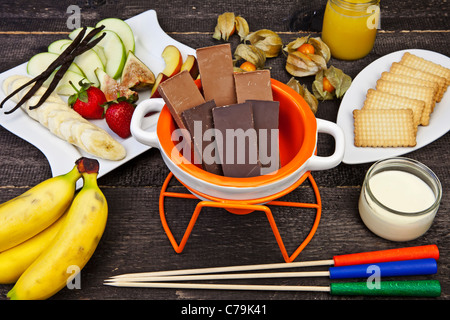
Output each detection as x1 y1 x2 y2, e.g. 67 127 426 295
31 102 68 127
3 75 126 161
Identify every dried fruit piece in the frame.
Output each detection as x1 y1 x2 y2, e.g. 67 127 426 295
286 77 319 114
312 66 352 100
213 12 236 41
234 44 266 69
245 29 283 58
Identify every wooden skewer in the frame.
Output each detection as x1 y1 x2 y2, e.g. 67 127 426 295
104 281 331 292
109 245 438 280
105 271 330 283
106 259 437 283
109 260 334 279
103 280 442 297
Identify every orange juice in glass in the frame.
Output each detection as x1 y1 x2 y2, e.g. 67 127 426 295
322 0 380 60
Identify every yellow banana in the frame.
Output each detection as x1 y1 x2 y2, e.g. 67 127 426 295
0 211 67 284
8 158 108 300
0 163 82 252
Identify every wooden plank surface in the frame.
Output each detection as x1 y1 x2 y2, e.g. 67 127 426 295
0 0 448 303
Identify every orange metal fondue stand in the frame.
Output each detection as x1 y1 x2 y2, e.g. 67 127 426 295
321 0 380 60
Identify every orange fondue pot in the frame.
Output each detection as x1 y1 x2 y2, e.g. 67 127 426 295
130 79 344 201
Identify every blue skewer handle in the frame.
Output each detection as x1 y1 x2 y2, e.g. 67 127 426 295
328 258 437 279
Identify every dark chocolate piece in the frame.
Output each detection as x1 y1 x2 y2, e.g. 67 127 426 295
212 102 261 178
181 100 223 175
247 100 280 174
196 44 237 107
157 70 205 130
234 70 273 104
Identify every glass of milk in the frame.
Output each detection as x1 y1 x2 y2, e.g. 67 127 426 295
359 157 442 241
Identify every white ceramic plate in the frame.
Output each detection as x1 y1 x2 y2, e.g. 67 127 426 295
0 10 195 182
337 49 450 165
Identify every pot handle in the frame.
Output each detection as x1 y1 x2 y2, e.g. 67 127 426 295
307 118 345 171
130 98 165 148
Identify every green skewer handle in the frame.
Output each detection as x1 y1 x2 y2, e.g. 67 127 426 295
330 280 441 297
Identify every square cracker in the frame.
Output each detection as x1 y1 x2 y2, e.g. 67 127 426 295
353 109 416 147
376 79 435 126
400 52 450 86
390 62 446 101
380 71 439 102
363 88 425 129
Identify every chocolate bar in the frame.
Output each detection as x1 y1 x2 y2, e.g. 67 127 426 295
181 100 223 175
196 44 237 107
234 70 273 103
247 100 280 173
157 70 205 130
212 102 261 178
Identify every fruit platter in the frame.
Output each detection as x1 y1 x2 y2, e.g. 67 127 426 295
0 10 195 180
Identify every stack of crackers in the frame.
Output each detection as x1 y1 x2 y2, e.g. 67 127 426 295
353 52 450 148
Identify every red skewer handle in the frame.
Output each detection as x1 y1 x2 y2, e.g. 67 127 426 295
333 245 439 267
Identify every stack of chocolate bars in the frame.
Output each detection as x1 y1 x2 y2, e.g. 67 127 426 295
158 43 280 178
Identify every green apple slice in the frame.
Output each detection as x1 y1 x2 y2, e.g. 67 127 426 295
26 52 86 95
55 70 86 96
73 49 105 86
48 39 72 54
68 26 95 40
27 52 84 77
96 18 135 53
95 30 126 80
92 45 107 67
60 41 107 67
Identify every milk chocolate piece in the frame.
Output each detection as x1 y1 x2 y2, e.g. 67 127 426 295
157 70 205 130
196 44 237 107
247 100 280 173
212 102 261 178
234 70 273 104
181 100 223 175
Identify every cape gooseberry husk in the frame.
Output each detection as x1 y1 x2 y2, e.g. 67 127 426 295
212 12 236 41
285 50 327 77
284 36 331 63
312 66 352 100
212 12 250 41
235 15 250 41
233 43 266 69
286 77 319 114
245 29 283 58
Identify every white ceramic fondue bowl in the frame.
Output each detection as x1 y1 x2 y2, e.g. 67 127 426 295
130 79 345 202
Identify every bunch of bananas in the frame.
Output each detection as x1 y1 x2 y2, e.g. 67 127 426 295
0 157 108 300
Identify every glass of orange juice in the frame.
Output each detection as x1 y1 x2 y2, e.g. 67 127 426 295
322 0 380 60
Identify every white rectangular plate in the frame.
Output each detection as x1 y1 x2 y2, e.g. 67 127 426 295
0 10 195 181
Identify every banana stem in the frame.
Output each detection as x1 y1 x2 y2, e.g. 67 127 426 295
76 157 100 175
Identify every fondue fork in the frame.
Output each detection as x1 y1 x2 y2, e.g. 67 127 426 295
105 259 437 283
104 279 441 297
108 245 438 279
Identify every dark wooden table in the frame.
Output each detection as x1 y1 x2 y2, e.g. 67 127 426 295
0 0 448 306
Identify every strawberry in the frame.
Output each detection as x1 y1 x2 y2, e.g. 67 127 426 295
103 96 136 139
68 79 107 119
